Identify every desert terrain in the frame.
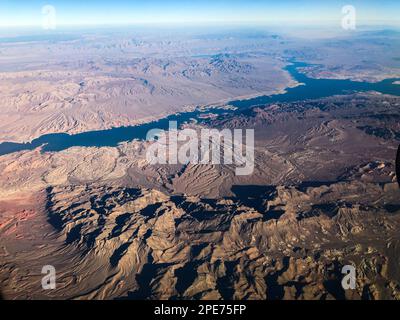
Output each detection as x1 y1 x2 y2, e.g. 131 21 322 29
1 27 400 300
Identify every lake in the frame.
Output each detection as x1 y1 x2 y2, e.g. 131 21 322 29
1 61 399 156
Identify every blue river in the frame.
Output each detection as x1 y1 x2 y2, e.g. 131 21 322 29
0 61 399 156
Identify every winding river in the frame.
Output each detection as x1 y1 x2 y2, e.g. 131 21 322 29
1 61 399 156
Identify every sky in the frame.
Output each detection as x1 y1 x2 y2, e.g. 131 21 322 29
0 0 399 27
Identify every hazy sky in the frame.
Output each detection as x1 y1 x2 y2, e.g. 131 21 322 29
0 0 399 27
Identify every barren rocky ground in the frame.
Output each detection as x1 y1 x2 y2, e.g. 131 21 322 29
1 28 400 300
1 92 400 300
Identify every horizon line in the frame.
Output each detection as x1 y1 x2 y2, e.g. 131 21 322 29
1 19 400 29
